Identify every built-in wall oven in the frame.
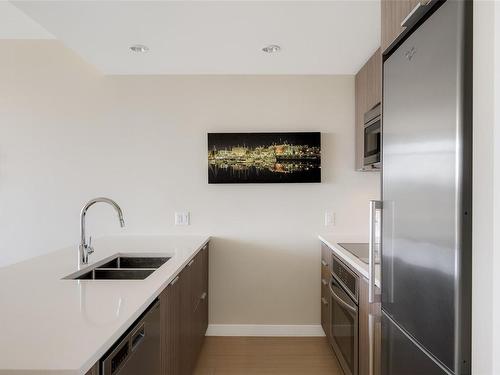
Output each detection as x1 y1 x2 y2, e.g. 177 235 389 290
363 103 381 169
330 256 359 375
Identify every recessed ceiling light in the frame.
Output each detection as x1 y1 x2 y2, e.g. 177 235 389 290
262 44 281 54
129 44 149 53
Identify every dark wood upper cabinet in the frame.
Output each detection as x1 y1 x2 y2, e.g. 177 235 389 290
355 48 382 171
381 0 425 53
366 50 382 112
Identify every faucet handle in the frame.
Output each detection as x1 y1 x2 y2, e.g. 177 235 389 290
87 236 94 255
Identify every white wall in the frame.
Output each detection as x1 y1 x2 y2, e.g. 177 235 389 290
473 1 500 374
493 1 500 373
0 40 380 325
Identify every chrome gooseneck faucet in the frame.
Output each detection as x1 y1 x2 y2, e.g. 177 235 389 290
79 197 125 265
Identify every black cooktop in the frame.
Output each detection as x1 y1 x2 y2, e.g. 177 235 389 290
337 242 380 264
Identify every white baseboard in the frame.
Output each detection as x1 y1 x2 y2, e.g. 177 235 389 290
206 324 326 337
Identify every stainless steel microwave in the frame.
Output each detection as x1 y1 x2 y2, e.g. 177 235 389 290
363 103 381 169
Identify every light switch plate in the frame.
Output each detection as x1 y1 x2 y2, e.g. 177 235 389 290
324 211 335 227
175 212 190 226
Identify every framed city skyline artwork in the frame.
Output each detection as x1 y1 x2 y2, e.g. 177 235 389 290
208 132 321 184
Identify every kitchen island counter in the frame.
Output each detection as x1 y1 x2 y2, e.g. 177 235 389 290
0 234 210 375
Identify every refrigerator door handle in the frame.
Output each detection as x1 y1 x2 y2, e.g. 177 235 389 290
369 200 382 304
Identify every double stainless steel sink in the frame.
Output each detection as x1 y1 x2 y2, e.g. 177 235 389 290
64 255 170 280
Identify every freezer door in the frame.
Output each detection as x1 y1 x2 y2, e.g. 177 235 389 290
381 312 450 375
382 0 470 373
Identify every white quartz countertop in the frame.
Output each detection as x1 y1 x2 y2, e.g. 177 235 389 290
0 234 210 375
318 234 381 288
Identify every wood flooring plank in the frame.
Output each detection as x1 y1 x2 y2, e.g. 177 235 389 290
194 337 343 375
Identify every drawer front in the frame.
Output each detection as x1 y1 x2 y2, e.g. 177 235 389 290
321 244 332 280
321 243 332 341
321 282 330 340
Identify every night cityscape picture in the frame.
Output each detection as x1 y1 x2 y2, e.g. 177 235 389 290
208 132 321 184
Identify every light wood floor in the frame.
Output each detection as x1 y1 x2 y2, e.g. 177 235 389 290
193 337 344 375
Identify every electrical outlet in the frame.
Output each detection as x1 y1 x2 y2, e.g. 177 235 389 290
175 212 190 226
324 211 335 227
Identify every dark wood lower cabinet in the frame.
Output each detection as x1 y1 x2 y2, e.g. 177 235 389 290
85 364 98 375
320 244 331 341
85 244 209 375
320 280 330 342
162 243 209 375
161 270 182 375
199 246 209 340
191 244 209 365
180 257 195 375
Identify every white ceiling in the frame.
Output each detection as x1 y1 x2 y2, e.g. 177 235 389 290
0 1 53 39
8 1 380 75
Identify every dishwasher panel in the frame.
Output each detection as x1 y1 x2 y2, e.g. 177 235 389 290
101 300 161 375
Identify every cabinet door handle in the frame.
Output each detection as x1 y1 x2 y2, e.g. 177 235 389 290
321 260 328 267
201 292 207 300
170 276 180 286
321 297 328 305
401 1 431 28
321 279 328 286
131 323 146 351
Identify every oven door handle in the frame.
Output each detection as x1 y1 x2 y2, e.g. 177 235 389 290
364 115 380 128
329 284 357 314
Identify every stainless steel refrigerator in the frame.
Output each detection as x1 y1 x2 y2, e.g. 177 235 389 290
379 1 472 374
